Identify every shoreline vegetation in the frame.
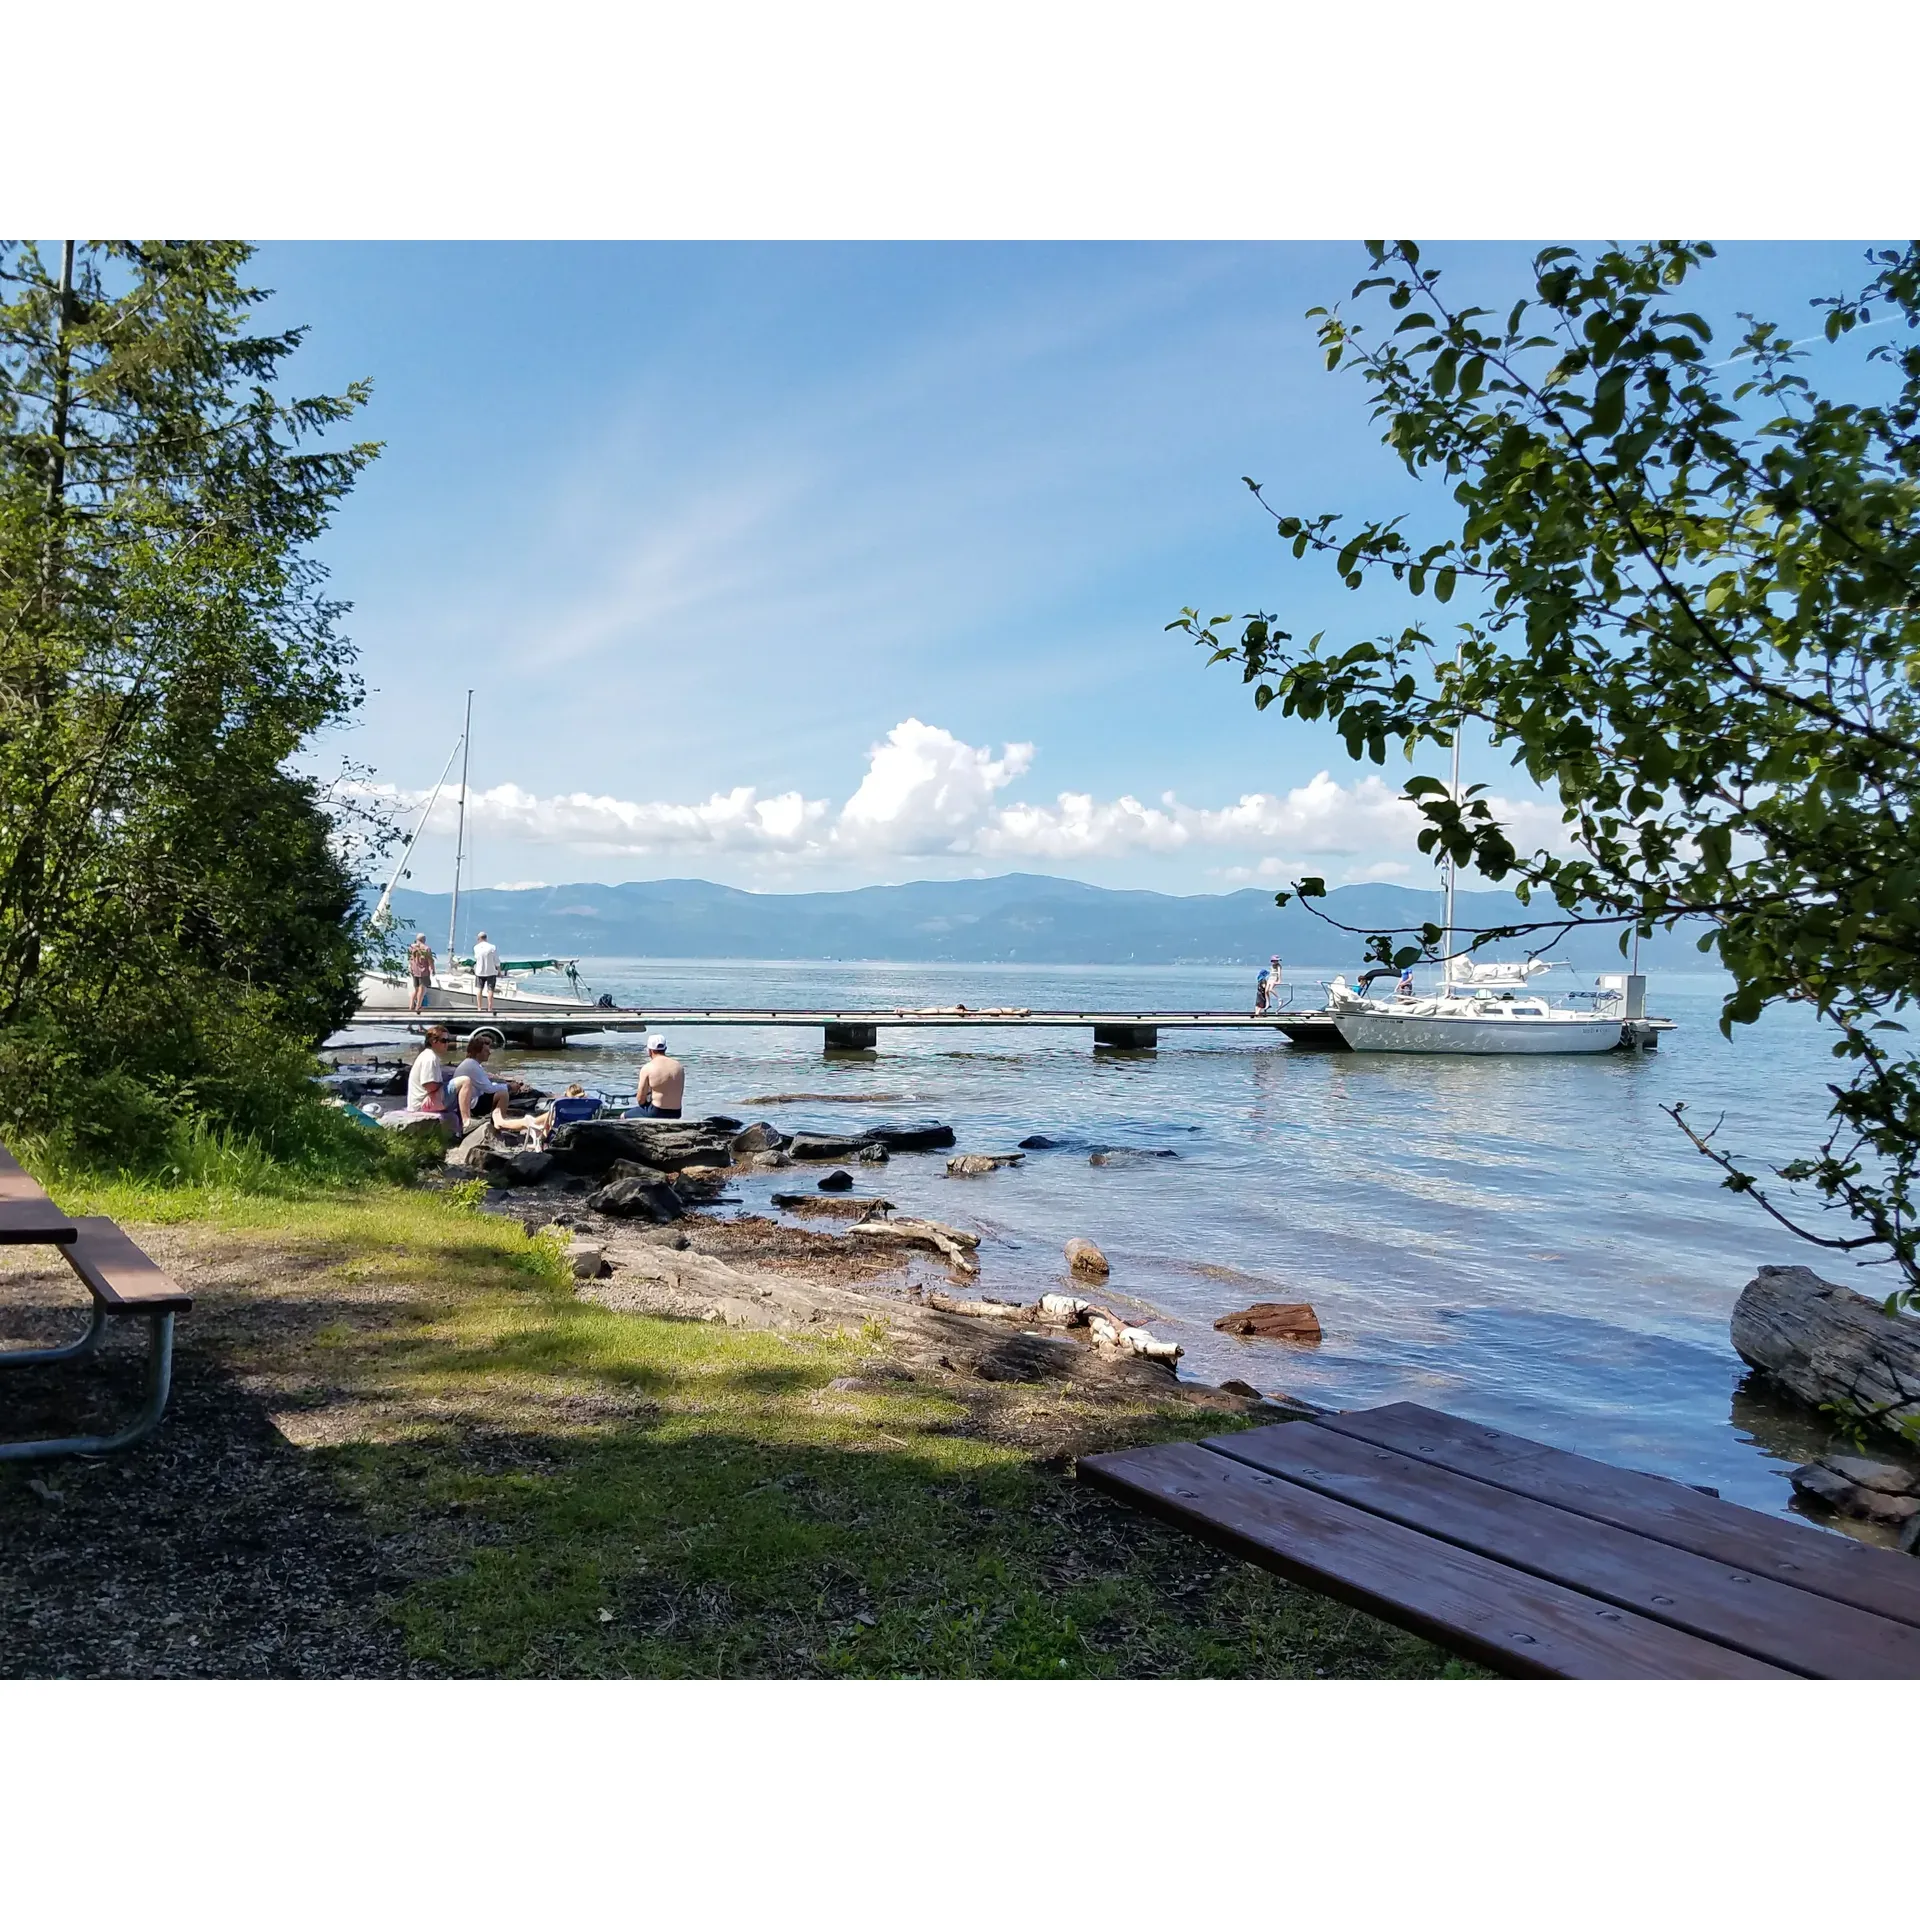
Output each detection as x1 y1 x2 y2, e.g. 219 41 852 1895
1 1153 1467 1678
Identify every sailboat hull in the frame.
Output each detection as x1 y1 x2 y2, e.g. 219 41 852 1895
356 971 600 1015
1332 1006 1624 1054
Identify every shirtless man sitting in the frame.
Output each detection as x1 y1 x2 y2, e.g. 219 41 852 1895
632 1035 685 1119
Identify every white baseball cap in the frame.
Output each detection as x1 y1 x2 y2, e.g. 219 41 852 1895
647 1034 667 1052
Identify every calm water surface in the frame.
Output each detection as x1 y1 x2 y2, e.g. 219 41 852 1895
428 960 1888 1524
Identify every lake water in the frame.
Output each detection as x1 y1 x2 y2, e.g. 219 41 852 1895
428 959 1890 1524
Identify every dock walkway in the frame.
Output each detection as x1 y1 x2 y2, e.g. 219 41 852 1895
335 1006 1349 1052
334 1004 1672 1054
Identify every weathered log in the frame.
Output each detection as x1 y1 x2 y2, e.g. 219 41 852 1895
771 1193 894 1219
848 1216 981 1273
927 1292 1034 1322
1214 1302 1323 1343
1730 1264 1920 1446
1064 1237 1109 1279
1088 1315 1183 1364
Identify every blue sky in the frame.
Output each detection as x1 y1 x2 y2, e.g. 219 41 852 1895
263 240 1885 896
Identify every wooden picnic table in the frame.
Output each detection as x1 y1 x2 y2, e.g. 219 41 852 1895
1080 1401 1920 1679
0 1140 190 1460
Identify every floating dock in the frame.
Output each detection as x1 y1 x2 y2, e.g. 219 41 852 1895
333 1004 1672 1054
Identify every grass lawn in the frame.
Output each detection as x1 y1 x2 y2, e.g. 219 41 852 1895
20 1172 1467 1679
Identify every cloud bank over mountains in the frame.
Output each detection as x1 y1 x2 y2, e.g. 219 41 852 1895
365 717 1569 887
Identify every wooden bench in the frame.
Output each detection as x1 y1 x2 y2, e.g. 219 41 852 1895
1080 1400 1920 1679
0 1147 191 1461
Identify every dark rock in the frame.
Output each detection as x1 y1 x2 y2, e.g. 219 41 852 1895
1089 1146 1178 1165
730 1122 788 1160
604 1160 674 1188
1787 1463 1856 1509
552 1119 730 1174
673 1169 731 1205
1017 1135 1058 1150
1819 1454 1917 1496
858 1144 889 1164
1899 1512 1920 1554
788 1132 868 1161
589 1177 686 1222
494 1149 551 1187
818 1169 854 1192
865 1122 956 1152
1217 1379 1261 1398
1215 1302 1322 1342
704 1115 745 1134
1851 1488 1920 1524
790 1122 955 1160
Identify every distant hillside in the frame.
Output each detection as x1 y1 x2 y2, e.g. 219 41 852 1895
373 873 1707 971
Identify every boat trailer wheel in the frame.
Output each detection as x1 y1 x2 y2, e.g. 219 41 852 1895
469 1025 507 1049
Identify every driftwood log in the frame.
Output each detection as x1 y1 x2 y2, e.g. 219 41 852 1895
924 1288 1183 1365
1214 1303 1323 1342
849 1216 981 1274
1729 1264 1920 1445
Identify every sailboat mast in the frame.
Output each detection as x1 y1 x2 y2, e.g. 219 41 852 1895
371 732 463 930
447 688 472 961
1442 643 1461 970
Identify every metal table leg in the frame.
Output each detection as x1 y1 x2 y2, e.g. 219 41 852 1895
0 1312 176 1462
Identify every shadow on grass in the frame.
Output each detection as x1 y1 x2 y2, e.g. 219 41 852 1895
337 1411 1466 1681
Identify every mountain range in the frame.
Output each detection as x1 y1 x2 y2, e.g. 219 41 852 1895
373 873 1704 971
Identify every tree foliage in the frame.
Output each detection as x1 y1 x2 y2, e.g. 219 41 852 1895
0 240 380 1164
1176 240 1920 1317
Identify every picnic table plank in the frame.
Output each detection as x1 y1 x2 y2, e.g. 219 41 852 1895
0 1142 78 1247
1327 1402 1920 1632
1205 1422 1920 1680
1079 1440 1790 1679
59 1218 192 1313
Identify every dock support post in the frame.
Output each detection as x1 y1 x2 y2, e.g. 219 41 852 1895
824 1023 878 1053
1093 1024 1157 1051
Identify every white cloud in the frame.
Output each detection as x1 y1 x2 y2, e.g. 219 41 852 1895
837 719 1034 853
361 718 1571 885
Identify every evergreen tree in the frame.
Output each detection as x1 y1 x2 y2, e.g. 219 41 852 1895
0 240 378 1158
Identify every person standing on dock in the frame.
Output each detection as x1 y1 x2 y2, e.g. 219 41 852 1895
472 930 501 1014
407 933 434 1012
1253 954 1281 1014
631 1035 686 1119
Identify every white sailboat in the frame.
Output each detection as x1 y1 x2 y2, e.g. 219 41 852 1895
1327 956 1628 1054
1323 654 1629 1056
357 692 601 1018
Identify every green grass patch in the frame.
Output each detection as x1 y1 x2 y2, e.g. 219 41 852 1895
26 1168 1464 1678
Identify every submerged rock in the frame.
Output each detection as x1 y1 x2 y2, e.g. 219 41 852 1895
947 1152 1024 1176
789 1121 956 1161
1087 1146 1178 1165
1064 1238 1109 1279
818 1168 854 1191
858 1144 889 1164
1017 1134 1058 1151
